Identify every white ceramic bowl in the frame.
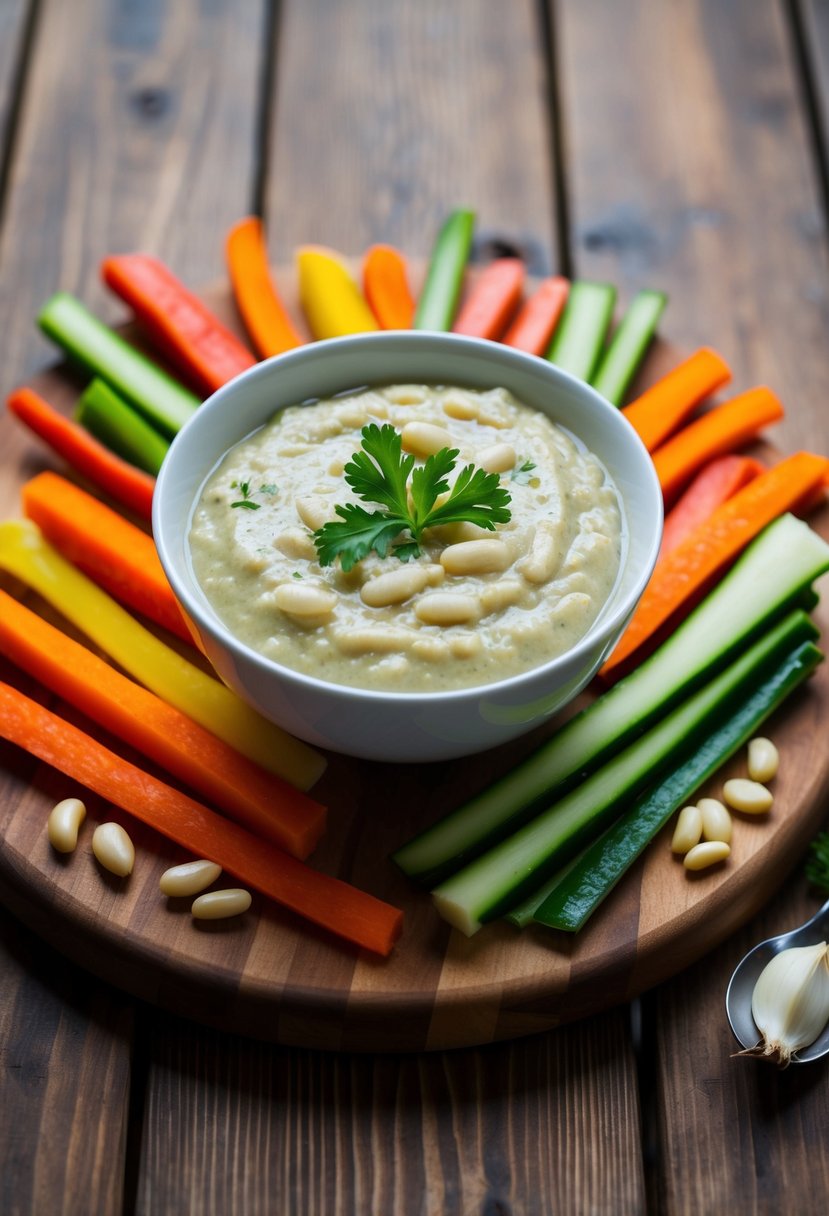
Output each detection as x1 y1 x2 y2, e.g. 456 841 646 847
154 332 662 762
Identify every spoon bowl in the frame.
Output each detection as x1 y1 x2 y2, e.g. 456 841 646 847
725 896 829 1063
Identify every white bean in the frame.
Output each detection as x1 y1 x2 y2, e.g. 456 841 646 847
747 737 779 783
47 798 87 854
401 421 454 457
160 860 222 898
360 565 432 607
517 519 565 584
92 822 135 877
272 583 337 617
414 593 482 626
683 841 731 871
440 539 511 576
670 805 702 855
191 888 252 920
722 778 773 815
334 627 412 655
699 798 733 844
295 496 333 531
442 393 479 420
479 580 524 614
273 528 317 560
476 443 517 474
449 634 482 659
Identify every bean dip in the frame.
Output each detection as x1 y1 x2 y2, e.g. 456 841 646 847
189 384 623 691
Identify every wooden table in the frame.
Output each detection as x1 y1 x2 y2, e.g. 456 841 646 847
1 2 828 1212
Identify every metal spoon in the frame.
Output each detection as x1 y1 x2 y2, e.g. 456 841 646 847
725 896 829 1063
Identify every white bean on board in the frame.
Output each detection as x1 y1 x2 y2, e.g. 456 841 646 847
160 859 222 898
747 736 779 783
92 822 135 877
683 840 731 871
670 805 702 855
722 778 773 815
699 797 733 844
47 797 86 854
191 888 252 920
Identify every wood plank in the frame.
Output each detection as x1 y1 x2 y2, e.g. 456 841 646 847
135 1008 645 1215
554 1 829 1208
798 0 829 160
0 1 269 1209
264 0 558 267
0 907 133 1216
0 1 31 173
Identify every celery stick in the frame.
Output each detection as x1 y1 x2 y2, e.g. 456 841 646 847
413 209 475 330
38 292 199 436
76 378 170 476
590 288 667 406
546 281 616 380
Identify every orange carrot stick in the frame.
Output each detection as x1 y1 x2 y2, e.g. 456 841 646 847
225 216 305 357
101 253 257 394
7 386 156 521
622 347 732 452
0 680 402 956
660 455 765 555
0 589 325 858
652 386 784 503
501 276 569 355
21 470 190 642
600 451 829 681
362 244 416 329
452 258 525 340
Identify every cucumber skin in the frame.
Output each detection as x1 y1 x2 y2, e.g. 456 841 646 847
532 641 823 932
77 378 170 476
431 613 818 932
393 514 829 888
546 281 616 381
590 288 667 407
413 209 475 331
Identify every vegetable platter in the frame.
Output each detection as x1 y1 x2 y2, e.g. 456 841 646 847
1 254 828 1053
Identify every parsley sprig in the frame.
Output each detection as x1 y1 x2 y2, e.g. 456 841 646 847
313 423 511 571
806 831 829 892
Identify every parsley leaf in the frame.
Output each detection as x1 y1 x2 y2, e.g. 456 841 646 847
231 479 261 510
313 423 512 568
806 831 829 892
512 458 537 485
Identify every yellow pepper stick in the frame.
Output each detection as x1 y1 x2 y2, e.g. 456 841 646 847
0 520 326 791
296 245 380 339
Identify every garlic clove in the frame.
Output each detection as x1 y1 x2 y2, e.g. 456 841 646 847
743 941 829 1067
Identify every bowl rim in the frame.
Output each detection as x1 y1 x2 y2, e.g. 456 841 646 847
154 330 663 706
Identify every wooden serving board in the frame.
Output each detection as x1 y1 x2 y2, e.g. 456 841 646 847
1 269 828 1053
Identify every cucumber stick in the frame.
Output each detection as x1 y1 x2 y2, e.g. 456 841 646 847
531 639 822 932
413 209 475 331
546 281 616 381
590 288 667 406
431 612 818 936
38 292 199 436
392 513 829 887
76 378 170 475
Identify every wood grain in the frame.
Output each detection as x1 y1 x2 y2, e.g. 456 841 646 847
264 0 558 268
135 1006 645 1215
0 0 31 176
3 276 827 1053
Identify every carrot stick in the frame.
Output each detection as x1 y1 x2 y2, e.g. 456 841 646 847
225 216 305 357
0 589 325 858
0 520 326 789
501 276 569 355
660 455 765 556
7 386 156 521
622 347 732 452
600 451 829 681
362 244 416 329
652 386 785 503
21 470 191 643
452 258 525 340
101 253 257 394
0 681 402 955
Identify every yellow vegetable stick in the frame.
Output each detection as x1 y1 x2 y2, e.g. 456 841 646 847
296 245 380 339
0 520 326 790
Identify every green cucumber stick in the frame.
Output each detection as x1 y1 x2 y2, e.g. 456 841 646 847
413 208 475 330
38 292 199 437
533 640 822 933
76 378 171 476
546 281 616 381
590 288 667 406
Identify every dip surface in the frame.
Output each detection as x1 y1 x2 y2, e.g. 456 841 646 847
189 384 623 692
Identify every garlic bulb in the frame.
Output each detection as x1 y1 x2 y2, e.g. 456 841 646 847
746 941 829 1066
